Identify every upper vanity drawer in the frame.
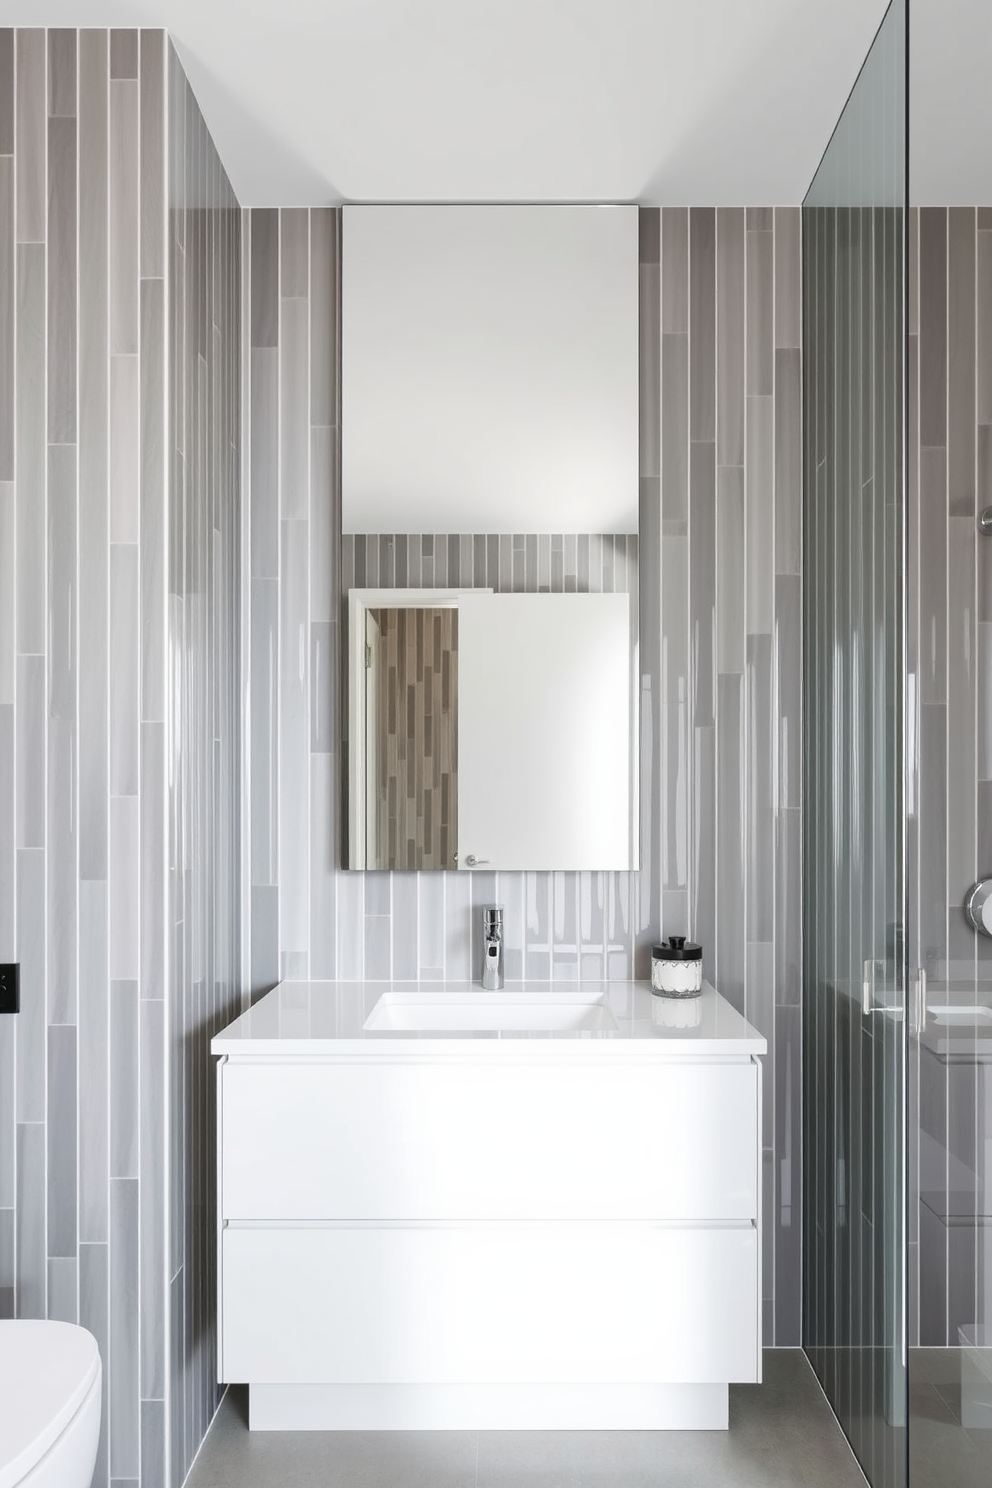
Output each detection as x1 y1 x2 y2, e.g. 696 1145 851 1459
219 1058 759 1222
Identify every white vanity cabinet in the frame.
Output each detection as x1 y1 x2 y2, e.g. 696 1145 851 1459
212 981 766 1431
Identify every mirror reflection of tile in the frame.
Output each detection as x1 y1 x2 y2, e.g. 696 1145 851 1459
351 535 636 871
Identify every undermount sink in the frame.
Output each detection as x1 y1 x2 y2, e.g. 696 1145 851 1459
363 991 620 1034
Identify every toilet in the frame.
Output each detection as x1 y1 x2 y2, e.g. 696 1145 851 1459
0 1322 101 1488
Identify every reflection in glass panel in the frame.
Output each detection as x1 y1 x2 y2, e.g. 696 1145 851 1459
908 28 992 1479
802 3 907 1486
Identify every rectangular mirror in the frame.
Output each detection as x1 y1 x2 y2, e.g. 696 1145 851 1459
341 204 640 871
349 590 635 871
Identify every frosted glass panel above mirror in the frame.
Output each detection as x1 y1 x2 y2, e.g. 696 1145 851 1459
342 205 639 535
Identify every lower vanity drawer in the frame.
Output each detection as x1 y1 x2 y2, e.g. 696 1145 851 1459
220 1223 759 1386
220 1059 760 1222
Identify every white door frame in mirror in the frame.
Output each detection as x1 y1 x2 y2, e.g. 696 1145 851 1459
347 588 488 870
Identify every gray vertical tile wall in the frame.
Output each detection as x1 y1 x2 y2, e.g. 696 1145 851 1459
0 27 170 1488
911 205 992 1349
167 43 241 1488
244 205 803 1344
0 28 240 1488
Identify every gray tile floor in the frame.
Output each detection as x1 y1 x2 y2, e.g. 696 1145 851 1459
909 1349 991 1488
186 1351 868 1488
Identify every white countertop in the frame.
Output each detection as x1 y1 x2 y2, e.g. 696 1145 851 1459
211 980 767 1058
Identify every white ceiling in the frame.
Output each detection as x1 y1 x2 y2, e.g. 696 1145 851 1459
0 0 895 206
1 1 987 206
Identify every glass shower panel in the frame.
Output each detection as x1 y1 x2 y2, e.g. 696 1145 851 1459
803 4 908 1487
907 35 992 1488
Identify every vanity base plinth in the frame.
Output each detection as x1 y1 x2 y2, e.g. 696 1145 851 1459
247 1383 730 1432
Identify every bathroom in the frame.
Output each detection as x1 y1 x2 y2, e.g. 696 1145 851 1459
0 1 989 1486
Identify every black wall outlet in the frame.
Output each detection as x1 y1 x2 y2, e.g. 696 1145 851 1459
0 964 19 1015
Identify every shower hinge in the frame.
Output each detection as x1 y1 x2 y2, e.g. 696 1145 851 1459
861 959 904 1018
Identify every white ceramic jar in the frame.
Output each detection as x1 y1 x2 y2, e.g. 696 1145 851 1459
651 937 703 998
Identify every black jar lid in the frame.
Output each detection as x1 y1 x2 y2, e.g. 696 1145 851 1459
652 936 702 961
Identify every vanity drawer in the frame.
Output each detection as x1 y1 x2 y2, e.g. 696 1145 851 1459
220 1058 759 1223
220 1222 759 1386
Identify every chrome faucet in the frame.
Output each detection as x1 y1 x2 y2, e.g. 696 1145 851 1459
481 905 504 990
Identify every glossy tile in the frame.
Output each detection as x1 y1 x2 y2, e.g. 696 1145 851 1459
47 715 77 1024
109 79 139 353
140 998 165 1396
16 244 46 646
689 209 715 442
310 755 336 980
250 578 278 885
140 277 166 724
0 163 12 484
638 258 659 478
279 520 309 955
717 208 745 468
689 443 716 728
774 348 802 576
110 796 139 981
745 396 774 636
716 673 745 1009
661 207 688 335
47 1025 77 1256
78 880 109 1244
0 31 12 155
47 114 76 442
15 655 43 848
0 489 11 708
280 296 309 519
0 707 10 962
110 354 139 543
948 210 976 516
310 209 339 427
716 467 745 674
80 1242 110 1488
746 634 774 943
251 210 278 349
110 1178 139 1479
110 544 139 795
15 1123 45 1317
139 32 165 279
250 350 278 577
920 209 947 446
15 30 45 245
746 226 773 395
661 334 688 526
775 208 801 351
109 28 136 81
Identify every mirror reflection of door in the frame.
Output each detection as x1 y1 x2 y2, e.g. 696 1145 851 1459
366 607 458 870
364 610 382 867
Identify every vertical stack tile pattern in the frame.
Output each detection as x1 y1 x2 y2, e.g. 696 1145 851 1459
167 42 242 1488
910 205 992 1348
0 29 241 1488
0 27 170 1488
245 205 803 1343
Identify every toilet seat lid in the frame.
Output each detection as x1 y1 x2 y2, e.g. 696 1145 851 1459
0 1322 100 1488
